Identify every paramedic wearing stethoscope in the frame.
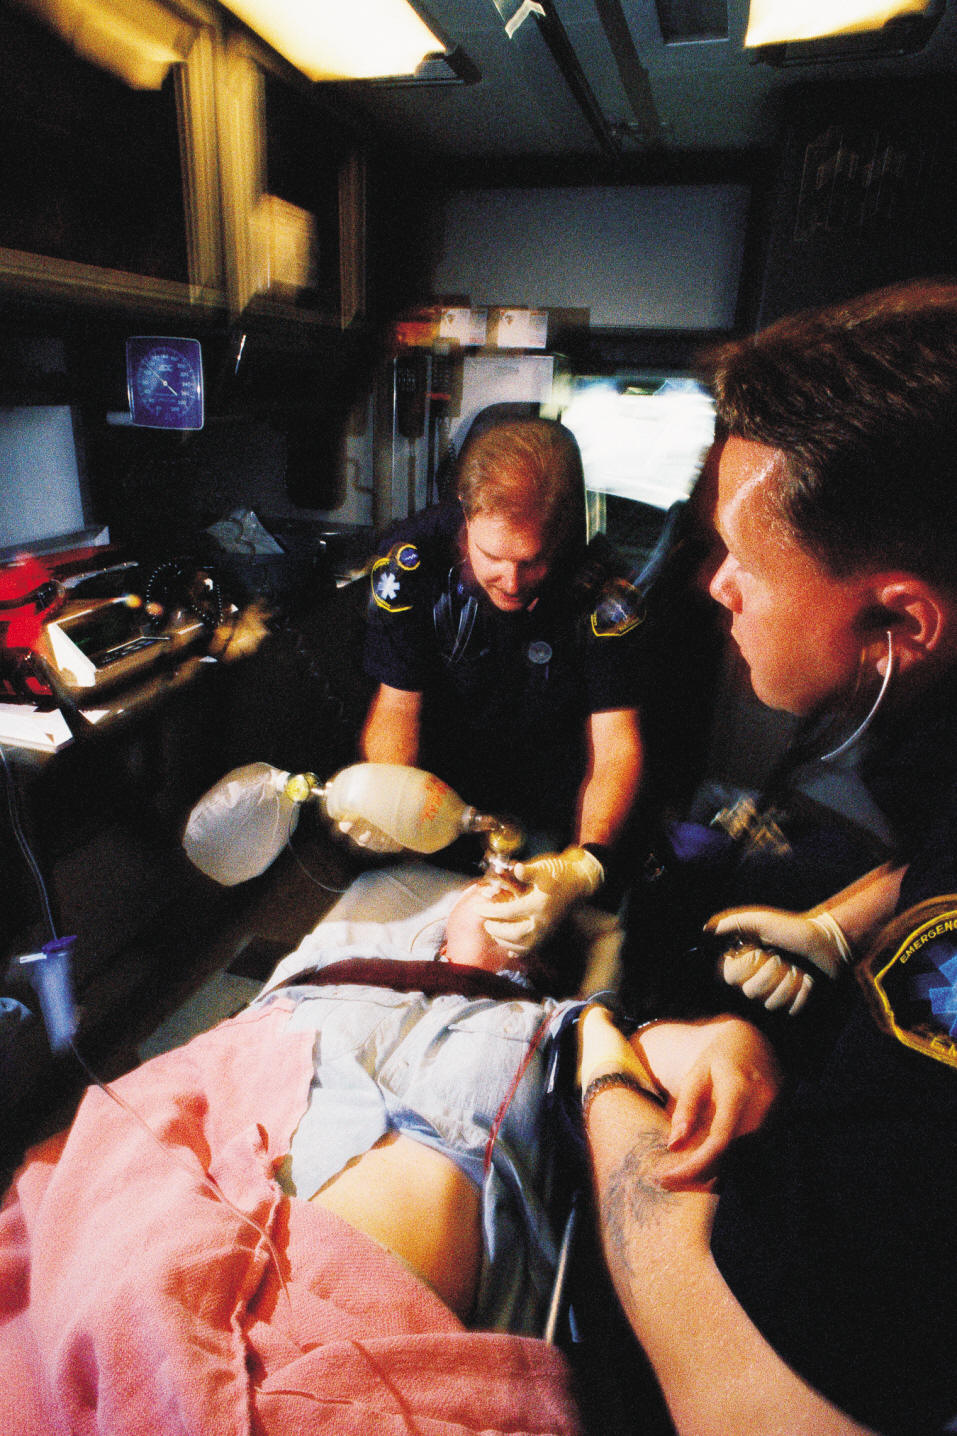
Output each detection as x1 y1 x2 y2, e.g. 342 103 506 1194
357 416 647 951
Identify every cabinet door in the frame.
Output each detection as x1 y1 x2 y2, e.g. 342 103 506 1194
0 1 223 314
217 39 366 328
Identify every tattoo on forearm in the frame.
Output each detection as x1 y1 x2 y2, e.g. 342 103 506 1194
601 1130 676 1278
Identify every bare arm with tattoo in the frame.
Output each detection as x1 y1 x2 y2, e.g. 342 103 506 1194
585 1084 878 1436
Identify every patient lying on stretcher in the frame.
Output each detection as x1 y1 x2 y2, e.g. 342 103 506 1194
312 876 581 1321
255 873 581 1332
0 865 783 1436
252 872 782 1333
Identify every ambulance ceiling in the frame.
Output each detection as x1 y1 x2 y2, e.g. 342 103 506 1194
330 0 957 175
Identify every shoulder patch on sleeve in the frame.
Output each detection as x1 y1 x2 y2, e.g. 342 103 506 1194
590 576 646 638
370 541 422 613
857 894 957 1071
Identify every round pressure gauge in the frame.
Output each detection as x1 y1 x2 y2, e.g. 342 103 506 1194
126 336 204 430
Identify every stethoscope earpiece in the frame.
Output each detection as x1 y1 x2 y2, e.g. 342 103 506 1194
819 629 895 763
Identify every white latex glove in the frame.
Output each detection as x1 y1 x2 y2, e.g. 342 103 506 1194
479 846 604 953
334 816 404 854
706 906 853 1016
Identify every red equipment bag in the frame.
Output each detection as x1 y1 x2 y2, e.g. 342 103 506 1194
0 555 66 697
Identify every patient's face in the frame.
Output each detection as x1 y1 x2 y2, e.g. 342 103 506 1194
444 877 521 973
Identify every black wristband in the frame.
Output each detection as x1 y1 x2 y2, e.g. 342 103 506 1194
581 1069 665 1124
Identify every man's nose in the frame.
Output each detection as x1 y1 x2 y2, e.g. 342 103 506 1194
708 556 739 610
499 564 521 593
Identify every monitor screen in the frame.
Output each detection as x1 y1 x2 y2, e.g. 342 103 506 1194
0 406 101 559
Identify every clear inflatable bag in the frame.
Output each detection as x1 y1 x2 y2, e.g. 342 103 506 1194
182 762 298 885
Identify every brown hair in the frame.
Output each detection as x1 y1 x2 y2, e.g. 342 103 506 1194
702 279 957 590
456 418 586 556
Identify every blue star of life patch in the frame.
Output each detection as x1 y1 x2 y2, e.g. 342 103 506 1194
370 542 421 613
857 895 957 1071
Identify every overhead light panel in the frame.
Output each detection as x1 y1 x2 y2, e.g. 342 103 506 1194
745 0 939 47
219 0 447 81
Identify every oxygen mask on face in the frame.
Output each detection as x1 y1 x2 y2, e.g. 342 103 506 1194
182 760 524 886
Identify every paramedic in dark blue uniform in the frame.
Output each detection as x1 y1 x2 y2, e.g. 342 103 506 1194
359 417 646 946
582 282 957 1436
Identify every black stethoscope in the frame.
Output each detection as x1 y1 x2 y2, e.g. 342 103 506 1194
437 561 555 678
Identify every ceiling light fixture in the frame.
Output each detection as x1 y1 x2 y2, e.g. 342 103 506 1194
745 0 939 47
219 0 447 81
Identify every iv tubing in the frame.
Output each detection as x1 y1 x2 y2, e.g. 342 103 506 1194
0 738 306 1349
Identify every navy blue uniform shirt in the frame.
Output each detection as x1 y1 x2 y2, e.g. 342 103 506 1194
363 501 646 842
711 672 957 1435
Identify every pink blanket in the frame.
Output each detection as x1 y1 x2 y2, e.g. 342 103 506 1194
0 1001 582 1435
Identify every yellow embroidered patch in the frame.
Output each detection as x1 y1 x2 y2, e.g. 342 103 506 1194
857 895 957 1071
370 542 421 613
590 576 646 638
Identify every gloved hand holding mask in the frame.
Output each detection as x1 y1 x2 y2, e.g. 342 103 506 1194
706 905 853 1015
479 845 604 953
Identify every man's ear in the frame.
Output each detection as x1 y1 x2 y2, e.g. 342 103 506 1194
869 576 951 673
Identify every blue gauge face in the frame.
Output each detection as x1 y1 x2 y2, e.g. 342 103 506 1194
126 336 204 430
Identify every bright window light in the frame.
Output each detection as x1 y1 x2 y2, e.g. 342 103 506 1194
745 0 936 47
563 379 716 511
220 0 445 81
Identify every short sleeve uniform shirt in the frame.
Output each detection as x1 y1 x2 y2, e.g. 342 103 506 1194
363 501 645 837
